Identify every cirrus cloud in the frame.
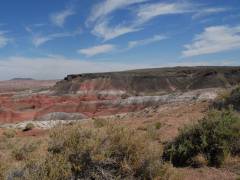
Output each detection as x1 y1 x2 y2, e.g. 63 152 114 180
78 44 116 57
0 31 10 48
50 7 75 27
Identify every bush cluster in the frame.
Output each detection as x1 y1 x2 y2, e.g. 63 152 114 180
213 86 240 111
163 109 240 167
12 142 39 161
3 129 16 138
23 123 35 131
14 123 164 179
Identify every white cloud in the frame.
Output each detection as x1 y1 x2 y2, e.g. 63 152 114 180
182 25 240 57
192 7 228 19
128 35 167 49
50 7 75 27
89 2 192 41
88 0 146 41
32 28 82 47
92 19 139 41
0 55 149 80
87 0 147 23
78 44 115 57
136 2 193 24
88 1 228 41
0 31 10 48
32 32 72 47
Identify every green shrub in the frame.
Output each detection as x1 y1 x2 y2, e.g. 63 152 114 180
3 129 16 138
155 122 162 130
23 123 35 131
163 109 240 167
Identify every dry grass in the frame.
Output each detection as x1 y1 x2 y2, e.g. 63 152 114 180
0 101 239 179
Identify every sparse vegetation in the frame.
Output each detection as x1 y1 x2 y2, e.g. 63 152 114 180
146 124 159 140
9 122 164 179
1 81 240 178
93 118 108 128
213 86 240 111
23 123 35 131
12 141 39 161
3 129 16 138
0 163 7 180
155 122 162 129
163 109 240 167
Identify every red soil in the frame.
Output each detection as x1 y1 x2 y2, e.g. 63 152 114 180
0 91 144 123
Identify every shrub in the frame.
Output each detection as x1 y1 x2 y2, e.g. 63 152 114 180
23 123 35 131
146 125 159 140
0 163 7 180
3 129 16 138
21 123 163 179
93 118 108 128
213 86 240 111
12 142 39 161
163 109 240 167
155 122 162 130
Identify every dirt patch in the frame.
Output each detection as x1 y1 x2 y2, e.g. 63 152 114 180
176 167 237 180
17 128 48 137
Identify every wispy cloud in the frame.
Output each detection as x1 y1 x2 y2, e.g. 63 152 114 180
92 19 139 41
25 23 46 33
0 31 10 48
89 1 194 41
87 0 148 40
88 1 229 41
182 25 240 57
128 34 167 49
32 32 72 47
78 44 116 57
136 2 193 24
50 7 75 27
87 0 147 24
32 28 82 47
192 7 228 19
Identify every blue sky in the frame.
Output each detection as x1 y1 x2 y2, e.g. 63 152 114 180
0 0 240 79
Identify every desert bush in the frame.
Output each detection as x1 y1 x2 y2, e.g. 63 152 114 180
3 129 16 138
12 142 39 161
213 86 240 111
93 118 108 128
146 125 159 140
20 123 164 179
0 163 7 180
23 123 35 131
163 109 240 167
155 122 162 129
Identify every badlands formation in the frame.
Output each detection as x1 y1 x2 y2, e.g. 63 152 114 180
0 66 240 128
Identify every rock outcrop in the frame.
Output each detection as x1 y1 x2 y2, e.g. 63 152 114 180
54 66 240 95
1 66 240 123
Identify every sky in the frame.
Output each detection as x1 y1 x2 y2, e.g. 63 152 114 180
0 0 240 80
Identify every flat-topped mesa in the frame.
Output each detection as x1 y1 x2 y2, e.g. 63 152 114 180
54 66 240 95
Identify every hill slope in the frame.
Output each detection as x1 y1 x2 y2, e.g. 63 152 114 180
54 66 240 95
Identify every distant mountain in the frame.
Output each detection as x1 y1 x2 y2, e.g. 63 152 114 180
10 78 35 81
